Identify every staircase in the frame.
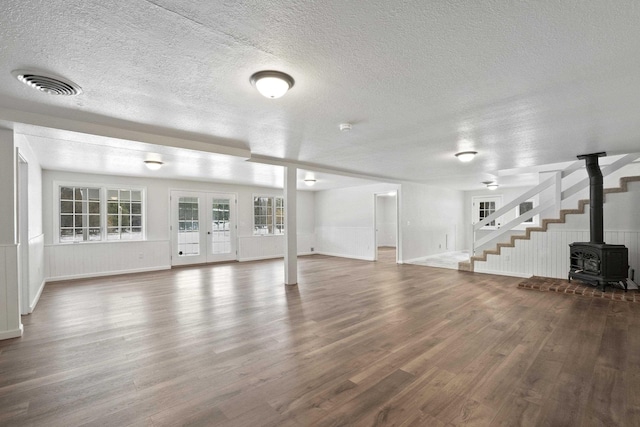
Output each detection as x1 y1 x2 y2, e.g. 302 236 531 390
459 173 640 273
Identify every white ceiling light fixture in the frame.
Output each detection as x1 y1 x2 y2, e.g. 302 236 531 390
455 151 477 162
304 178 317 186
144 160 163 170
484 181 499 190
12 69 82 96
250 70 295 99
339 123 352 132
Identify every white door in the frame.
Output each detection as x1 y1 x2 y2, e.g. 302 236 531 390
472 195 503 229
171 191 237 266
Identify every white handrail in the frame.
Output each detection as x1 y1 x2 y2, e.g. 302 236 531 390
474 202 552 249
473 174 557 230
471 152 640 255
562 153 640 200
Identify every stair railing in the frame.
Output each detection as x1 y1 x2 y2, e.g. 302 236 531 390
471 152 640 255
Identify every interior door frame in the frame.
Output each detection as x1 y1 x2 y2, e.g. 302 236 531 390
17 153 29 315
373 191 399 263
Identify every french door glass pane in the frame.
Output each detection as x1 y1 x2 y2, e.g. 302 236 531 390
211 199 231 254
178 197 200 256
479 201 496 226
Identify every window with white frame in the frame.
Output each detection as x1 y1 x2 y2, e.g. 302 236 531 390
107 189 143 240
57 184 145 243
253 196 285 235
275 197 284 234
516 200 536 224
59 186 102 242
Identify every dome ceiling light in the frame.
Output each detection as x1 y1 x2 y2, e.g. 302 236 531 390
144 160 163 170
455 151 477 162
250 70 295 99
483 181 499 190
12 69 82 96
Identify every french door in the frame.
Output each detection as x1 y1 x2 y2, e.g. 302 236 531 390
170 191 237 266
472 195 503 229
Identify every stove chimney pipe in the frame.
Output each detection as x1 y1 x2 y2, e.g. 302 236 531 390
577 152 606 244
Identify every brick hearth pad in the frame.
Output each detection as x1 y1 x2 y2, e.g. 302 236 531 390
518 276 639 302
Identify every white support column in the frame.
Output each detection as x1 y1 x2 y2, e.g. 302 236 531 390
284 166 298 286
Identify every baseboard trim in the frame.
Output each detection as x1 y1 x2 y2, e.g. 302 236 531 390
315 251 374 262
238 252 315 262
0 325 23 341
473 269 531 279
28 279 46 314
46 265 171 282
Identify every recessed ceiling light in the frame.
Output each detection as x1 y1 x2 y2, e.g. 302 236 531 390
12 69 82 96
144 160 163 170
455 151 477 162
304 178 316 186
250 70 295 99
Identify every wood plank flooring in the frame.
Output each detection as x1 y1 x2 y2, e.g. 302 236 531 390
1 248 639 426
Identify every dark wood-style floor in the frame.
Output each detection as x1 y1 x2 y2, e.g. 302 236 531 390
1 248 639 426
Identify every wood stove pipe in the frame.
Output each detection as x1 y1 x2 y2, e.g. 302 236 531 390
577 152 606 244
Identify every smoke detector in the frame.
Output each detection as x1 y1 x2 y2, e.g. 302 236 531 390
12 69 82 96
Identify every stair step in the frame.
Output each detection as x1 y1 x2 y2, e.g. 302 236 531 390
458 261 472 271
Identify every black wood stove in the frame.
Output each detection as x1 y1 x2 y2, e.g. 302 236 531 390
568 152 628 291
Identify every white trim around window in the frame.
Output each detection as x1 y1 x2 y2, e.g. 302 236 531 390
513 197 539 229
53 180 147 244
252 194 285 236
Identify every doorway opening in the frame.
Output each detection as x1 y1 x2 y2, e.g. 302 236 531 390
374 191 398 263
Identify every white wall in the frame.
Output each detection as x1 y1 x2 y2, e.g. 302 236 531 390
376 195 397 247
400 182 465 262
42 170 316 280
0 129 22 339
315 183 399 260
15 134 45 313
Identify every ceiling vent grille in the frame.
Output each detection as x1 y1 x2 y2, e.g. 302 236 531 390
12 70 82 96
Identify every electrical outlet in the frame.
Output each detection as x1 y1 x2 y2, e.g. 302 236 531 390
138 253 144 260
310 247 314 252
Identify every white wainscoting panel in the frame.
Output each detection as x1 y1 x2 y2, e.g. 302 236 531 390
0 244 23 340
474 230 640 279
316 226 375 261
238 233 315 262
28 234 45 312
45 240 171 281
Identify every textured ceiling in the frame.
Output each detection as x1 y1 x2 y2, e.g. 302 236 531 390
1 1 640 190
